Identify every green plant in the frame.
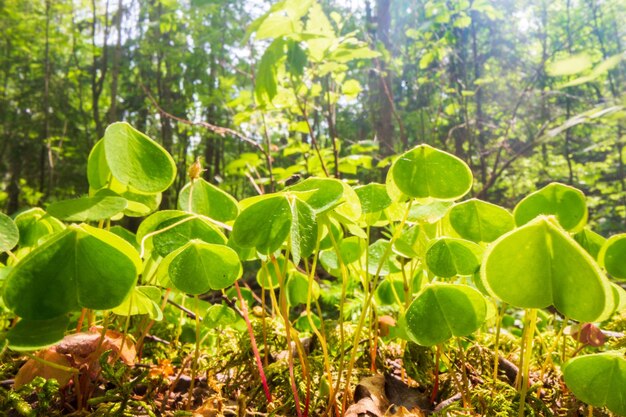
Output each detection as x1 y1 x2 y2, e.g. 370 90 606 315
1 122 626 416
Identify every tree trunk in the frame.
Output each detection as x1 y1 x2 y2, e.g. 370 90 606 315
374 0 394 155
39 0 51 197
107 0 123 123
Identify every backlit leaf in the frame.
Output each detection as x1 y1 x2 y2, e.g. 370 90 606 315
481 216 613 322
4 224 140 320
103 122 176 193
404 283 487 346
390 145 472 200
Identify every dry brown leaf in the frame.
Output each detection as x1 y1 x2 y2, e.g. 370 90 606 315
14 328 136 388
193 395 224 417
14 349 74 388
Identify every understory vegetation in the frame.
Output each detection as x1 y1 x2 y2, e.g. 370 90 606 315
0 0 625 416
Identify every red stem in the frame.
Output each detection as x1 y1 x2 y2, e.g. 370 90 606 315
430 344 441 404
235 281 272 403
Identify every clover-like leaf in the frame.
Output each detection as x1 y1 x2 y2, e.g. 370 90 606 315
404 283 487 346
574 228 606 260
47 195 127 222
368 239 401 276
203 304 238 329
7 316 70 351
0 212 19 252
4 224 141 320
286 270 319 306
389 144 472 200
103 122 177 193
599 234 626 280
285 177 344 213
514 182 587 232
159 241 241 295
354 183 392 214
232 195 292 255
563 353 626 416
449 199 514 243
178 178 239 222
289 198 317 265
111 286 163 320
152 215 227 257
426 238 483 278
481 216 613 322
256 257 285 290
14 208 65 250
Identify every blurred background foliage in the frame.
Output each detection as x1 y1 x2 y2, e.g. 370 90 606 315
0 0 624 233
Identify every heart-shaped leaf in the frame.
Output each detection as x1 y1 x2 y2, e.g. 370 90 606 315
178 178 239 222
286 270 319 306
563 353 626 416
232 195 292 255
426 238 483 278
354 183 392 214
449 199 514 243
103 122 177 193
368 239 401 276
389 144 472 200
14 208 65 250
375 277 406 306
404 283 487 346
152 215 227 257
599 234 626 279
4 224 141 320
111 286 163 320
47 195 127 222
7 315 70 351
574 228 606 260
393 225 428 259
0 212 19 252
481 216 613 322
514 182 587 232
203 304 238 329
289 198 317 265
159 241 241 295
87 139 111 190
285 177 344 213
256 257 289 290
408 201 453 224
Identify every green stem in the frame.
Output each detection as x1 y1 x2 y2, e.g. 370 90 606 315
492 303 505 387
304 229 335 415
186 295 202 410
270 255 303 417
24 352 79 374
518 308 537 417
341 200 413 410
457 339 471 410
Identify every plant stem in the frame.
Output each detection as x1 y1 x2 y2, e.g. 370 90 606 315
270 255 303 417
235 281 272 404
341 200 413 410
24 352 79 374
518 308 537 417
430 344 441 404
186 295 201 411
492 303 505 387
304 232 335 416
457 339 471 410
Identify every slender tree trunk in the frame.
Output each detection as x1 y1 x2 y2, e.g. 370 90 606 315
587 0 626 218
108 0 123 123
374 0 394 155
564 0 574 184
471 14 487 186
91 0 110 138
39 0 51 197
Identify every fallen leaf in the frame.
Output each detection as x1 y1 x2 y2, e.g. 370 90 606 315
14 349 74 388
